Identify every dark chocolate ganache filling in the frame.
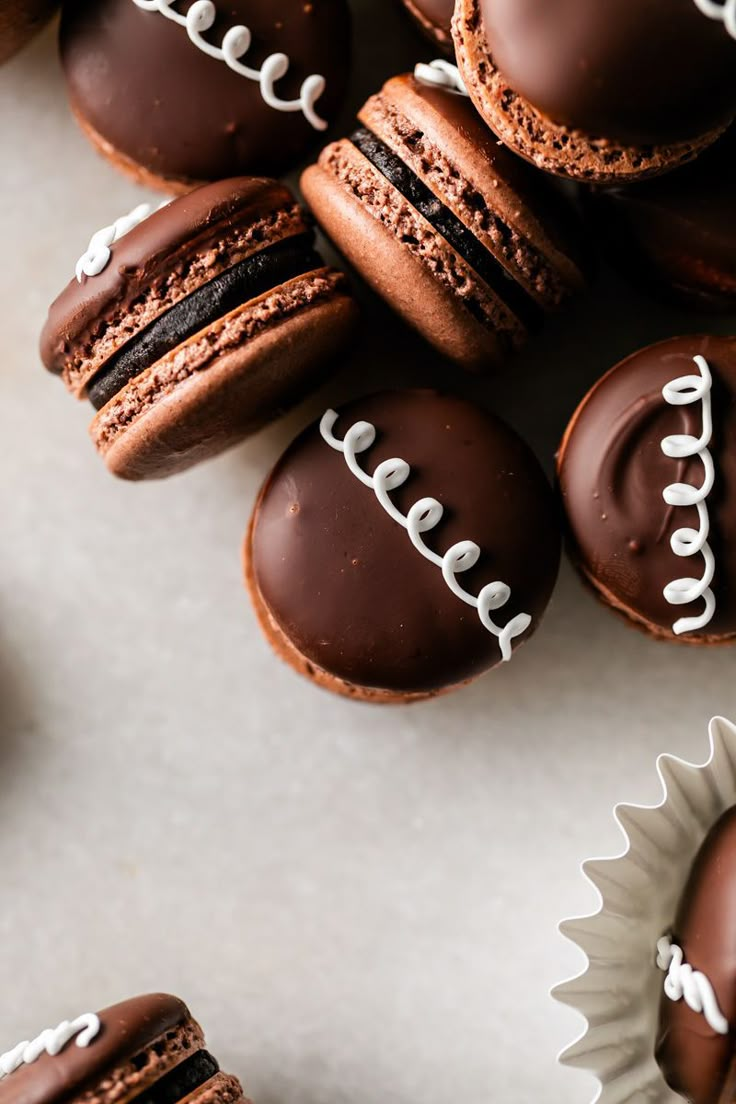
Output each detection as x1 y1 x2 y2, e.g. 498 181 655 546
350 125 543 333
131 1050 219 1104
87 234 320 410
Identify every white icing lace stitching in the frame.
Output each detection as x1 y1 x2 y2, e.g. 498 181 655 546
320 410 532 662
75 202 166 282
413 59 468 96
131 0 328 130
657 935 728 1035
692 0 736 39
0 1014 101 1080
660 354 716 635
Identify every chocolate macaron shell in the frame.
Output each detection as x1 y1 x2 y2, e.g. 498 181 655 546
93 273 357 481
476 0 736 147
453 0 734 182
558 335 736 643
0 995 193 1104
247 390 561 700
585 128 736 313
656 807 736 1104
301 146 516 370
400 0 454 51
357 74 588 308
59 0 351 188
41 178 307 395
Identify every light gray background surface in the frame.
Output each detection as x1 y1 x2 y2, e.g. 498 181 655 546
1 5 735 1103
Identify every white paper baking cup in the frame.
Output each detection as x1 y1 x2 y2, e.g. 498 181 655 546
553 716 736 1104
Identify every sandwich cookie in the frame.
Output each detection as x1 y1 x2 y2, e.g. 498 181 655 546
655 806 736 1104
0 993 250 1104
399 0 454 52
0 0 57 63
245 390 561 703
558 335 736 643
59 0 351 191
585 126 736 313
301 63 587 371
40 178 357 480
453 0 736 183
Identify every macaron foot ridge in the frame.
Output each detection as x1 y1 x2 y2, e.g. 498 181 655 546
452 0 726 183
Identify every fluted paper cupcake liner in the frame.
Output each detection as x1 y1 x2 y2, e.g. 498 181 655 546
553 716 736 1104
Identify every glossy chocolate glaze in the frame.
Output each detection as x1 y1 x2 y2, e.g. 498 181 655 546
0 994 189 1104
586 128 736 311
252 390 560 693
479 0 736 145
41 178 304 377
350 126 543 332
656 807 736 1104
413 0 454 24
86 235 320 409
60 0 351 182
558 336 736 638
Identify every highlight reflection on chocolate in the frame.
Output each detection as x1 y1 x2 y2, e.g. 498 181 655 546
557 335 736 643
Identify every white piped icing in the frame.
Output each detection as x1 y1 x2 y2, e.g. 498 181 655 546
414 59 468 96
131 0 329 130
0 1014 101 1081
660 354 716 636
320 409 531 662
692 0 736 39
75 202 166 283
657 935 728 1034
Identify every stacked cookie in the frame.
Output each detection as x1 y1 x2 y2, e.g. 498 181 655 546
3 0 732 708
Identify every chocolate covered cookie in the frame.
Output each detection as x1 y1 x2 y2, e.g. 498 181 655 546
0 993 249 1104
0 0 57 63
59 0 351 191
40 178 357 480
453 0 736 182
656 806 736 1103
558 336 736 643
245 390 561 702
585 127 736 312
301 63 587 372
399 0 454 52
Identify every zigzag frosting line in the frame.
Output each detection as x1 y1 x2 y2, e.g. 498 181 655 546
320 409 531 662
0 1014 100 1080
660 354 717 635
75 201 167 282
131 0 328 130
414 59 468 96
657 935 728 1035
692 0 736 39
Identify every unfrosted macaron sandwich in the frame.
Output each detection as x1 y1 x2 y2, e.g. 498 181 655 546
245 389 561 703
0 993 249 1104
1 0 57 63
453 0 736 182
301 62 587 372
40 178 357 480
558 335 736 643
58 0 351 190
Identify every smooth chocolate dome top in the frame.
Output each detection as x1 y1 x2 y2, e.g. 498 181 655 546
559 335 736 639
252 390 561 693
479 0 736 145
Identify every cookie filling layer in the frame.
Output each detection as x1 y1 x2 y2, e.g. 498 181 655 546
87 235 320 410
350 126 543 332
132 1049 219 1104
